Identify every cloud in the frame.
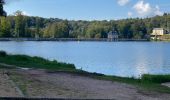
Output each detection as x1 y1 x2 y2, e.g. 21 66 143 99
133 0 163 17
22 11 30 16
117 0 130 6
133 1 152 16
128 12 133 17
154 5 163 16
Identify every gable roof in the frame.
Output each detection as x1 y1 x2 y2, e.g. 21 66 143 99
153 28 164 30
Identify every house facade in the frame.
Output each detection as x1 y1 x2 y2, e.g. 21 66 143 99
150 28 167 40
107 30 118 40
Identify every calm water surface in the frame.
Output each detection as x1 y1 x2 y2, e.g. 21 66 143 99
0 41 170 77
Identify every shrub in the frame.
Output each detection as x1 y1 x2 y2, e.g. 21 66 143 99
0 51 7 57
142 74 170 83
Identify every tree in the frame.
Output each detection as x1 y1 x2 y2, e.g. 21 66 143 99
43 20 70 38
86 22 109 38
24 23 31 37
0 11 169 39
0 0 6 16
35 17 40 38
62 20 70 38
14 11 26 37
0 17 11 37
43 23 52 38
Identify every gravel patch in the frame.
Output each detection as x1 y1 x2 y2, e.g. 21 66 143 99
6 69 170 100
0 70 23 97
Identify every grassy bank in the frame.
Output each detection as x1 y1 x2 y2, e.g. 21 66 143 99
0 51 76 71
0 51 170 93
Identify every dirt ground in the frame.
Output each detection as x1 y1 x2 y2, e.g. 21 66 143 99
0 70 22 97
1 69 170 100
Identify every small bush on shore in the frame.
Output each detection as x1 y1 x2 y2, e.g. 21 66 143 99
0 51 7 57
142 74 170 83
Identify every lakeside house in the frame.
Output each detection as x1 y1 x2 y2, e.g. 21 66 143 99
107 30 118 41
150 28 168 40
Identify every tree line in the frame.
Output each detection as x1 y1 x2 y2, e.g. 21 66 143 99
0 11 170 39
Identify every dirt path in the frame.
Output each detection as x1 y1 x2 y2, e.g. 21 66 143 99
6 69 170 100
0 70 23 97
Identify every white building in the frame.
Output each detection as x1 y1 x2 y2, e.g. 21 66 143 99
150 28 167 40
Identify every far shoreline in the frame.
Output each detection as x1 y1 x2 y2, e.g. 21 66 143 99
0 38 150 42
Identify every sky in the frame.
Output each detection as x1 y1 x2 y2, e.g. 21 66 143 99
4 0 170 20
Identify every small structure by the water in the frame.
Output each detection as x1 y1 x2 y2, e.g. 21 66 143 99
150 28 168 40
107 30 118 41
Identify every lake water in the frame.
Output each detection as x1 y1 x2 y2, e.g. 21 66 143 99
0 41 170 77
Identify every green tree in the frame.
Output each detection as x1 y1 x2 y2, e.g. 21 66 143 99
86 22 109 38
43 23 52 38
0 0 6 16
43 20 70 38
35 17 40 38
14 11 26 37
0 17 11 37
62 20 70 38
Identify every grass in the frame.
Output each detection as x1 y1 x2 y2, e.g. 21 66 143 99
0 51 76 71
1 51 170 93
95 74 170 93
71 70 170 93
142 74 170 83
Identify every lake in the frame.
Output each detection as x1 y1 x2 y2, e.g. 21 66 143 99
0 41 170 77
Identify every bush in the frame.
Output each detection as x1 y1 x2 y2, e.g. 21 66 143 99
0 51 7 57
142 74 170 83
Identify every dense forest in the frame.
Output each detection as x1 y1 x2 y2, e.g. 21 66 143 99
0 0 170 39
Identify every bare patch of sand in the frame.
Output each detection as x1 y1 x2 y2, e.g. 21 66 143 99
6 69 170 100
0 70 22 97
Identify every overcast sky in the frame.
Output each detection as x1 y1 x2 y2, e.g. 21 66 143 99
4 0 170 20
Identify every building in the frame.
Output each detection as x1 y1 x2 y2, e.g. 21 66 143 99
107 30 118 41
150 28 167 40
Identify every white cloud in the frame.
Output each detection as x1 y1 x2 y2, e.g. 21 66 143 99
133 0 163 17
117 0 130 6
154 5 163 16
133 1 152 16
22 11 30 16
128 12 133 17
